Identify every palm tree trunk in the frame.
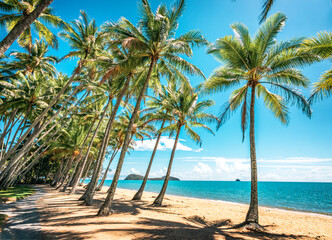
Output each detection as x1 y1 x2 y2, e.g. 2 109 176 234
132 119 166 200
62 118 97 192
7 106 31 151
79 157 93 186
245 85 260 227
57 155 76 190
80 76 131 204
97 59 156 216
80 113 113 204
51 160 64 186
0 109 18 159
0 0 54 55
96 149 118 191
153 125 181 206
70 100 110 195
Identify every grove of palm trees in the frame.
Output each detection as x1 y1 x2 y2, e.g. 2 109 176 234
0 0 331 238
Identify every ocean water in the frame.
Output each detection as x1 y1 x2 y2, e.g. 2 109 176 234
99 180 332 215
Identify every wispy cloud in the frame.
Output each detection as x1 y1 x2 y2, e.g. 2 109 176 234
133 136 203 152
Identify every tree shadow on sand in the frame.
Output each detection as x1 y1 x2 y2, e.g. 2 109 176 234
130 216 311 240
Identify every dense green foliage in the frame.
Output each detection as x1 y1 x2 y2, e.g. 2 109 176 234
0 0 330 230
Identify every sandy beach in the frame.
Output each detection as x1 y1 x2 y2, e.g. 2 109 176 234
36 185 332 240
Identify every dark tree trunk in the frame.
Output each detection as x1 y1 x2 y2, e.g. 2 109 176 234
97 59 156 216
0 0 54 55
153 125 181 206
132 119 166 201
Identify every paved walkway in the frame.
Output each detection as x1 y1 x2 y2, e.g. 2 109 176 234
0 186 44 240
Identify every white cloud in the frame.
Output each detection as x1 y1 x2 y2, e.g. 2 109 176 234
177 156 332 182
130 168 140 175
133 136 203 152
193 162 213 174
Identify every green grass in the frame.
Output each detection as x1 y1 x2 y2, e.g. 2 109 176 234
0 185 35 203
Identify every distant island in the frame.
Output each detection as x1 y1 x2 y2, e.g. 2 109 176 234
235 179 240 182
124 174 180 181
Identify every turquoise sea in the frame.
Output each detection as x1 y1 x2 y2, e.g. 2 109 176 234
99 180 332 215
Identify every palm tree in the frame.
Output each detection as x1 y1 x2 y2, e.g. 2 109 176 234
204 12 313 230
0 0 62 54
0 11 103 179
8 40 57 76
132 82 175 201
303 31 332 103
97 0 207 217
151 84 216 206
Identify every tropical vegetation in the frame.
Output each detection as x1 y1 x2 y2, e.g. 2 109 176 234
0 0 330 232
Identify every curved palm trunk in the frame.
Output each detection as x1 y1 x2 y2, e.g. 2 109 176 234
80 112 113 204
56 155 75 190
70 102 110 195
96 149 118 191
153 125 181 206
80 77 131 204
7 106 31 152
132 119 166 200
0 87 88 186
2 59 87 166
51 160 64 186
62 118 97 192
245 85 260 227
79 157 93 186
0 0 54 55
97 59 156 216
0 109 18 164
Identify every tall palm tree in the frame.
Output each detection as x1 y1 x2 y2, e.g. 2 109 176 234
97 0 207 217
152 84 216 206
303 31 332 103
132 82 175 201
204 12 313 230
0 0 62 53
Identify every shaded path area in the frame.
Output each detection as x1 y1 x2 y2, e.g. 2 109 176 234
0 186 44 240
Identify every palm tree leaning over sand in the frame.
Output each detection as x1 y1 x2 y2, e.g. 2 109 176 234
0 11 104 183
0 0 59 55
152 84 217 206
204 12 314 230
97 0 207 216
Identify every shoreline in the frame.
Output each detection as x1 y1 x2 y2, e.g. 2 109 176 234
113 186 332 217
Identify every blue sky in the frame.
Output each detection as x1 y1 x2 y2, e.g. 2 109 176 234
3 0 332 181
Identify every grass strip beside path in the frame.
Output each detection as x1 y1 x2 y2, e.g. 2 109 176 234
0 185 35 203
